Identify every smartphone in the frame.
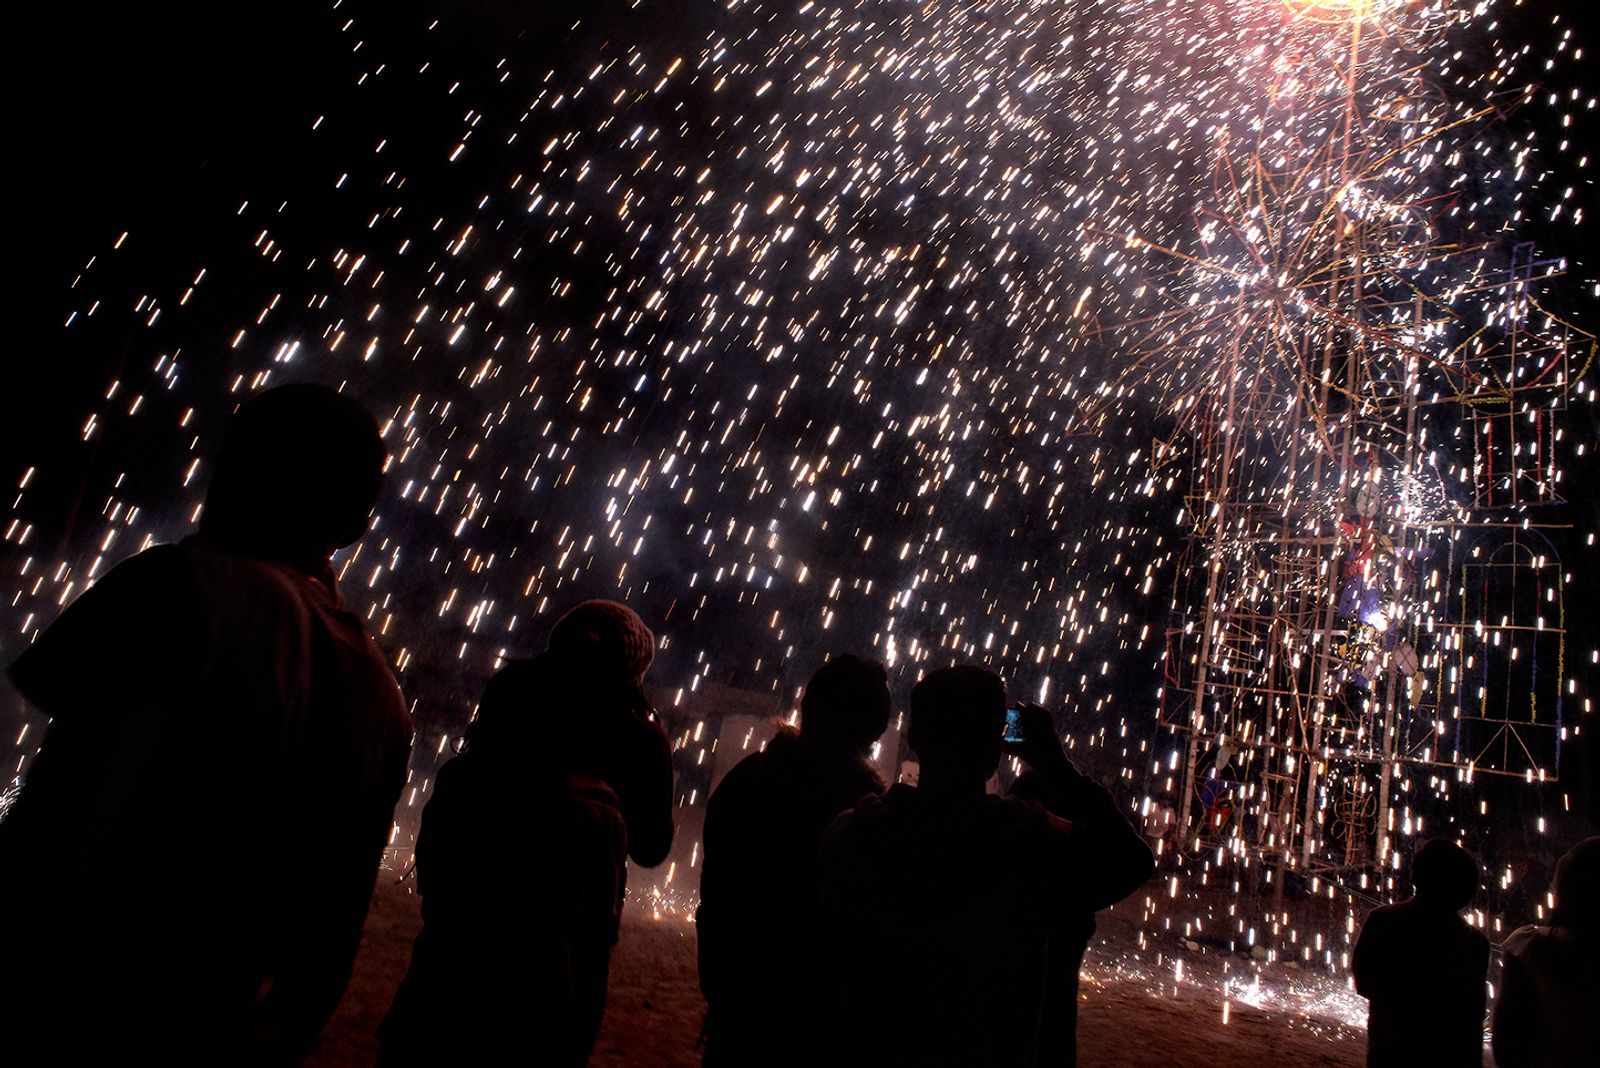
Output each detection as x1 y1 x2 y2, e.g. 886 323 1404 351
1002 706 1026 744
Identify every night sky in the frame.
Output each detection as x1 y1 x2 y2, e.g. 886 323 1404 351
3 1 1598 903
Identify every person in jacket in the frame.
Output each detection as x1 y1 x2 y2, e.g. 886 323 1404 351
1352 838 1489 1068
697 654 891 1066
0 384 412 1065
819 665 1153 1068
378 600 673 1066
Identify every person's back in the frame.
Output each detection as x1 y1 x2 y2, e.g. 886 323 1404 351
819 667 1151 1068
1009 760 1152 1067
823 784 1079 1068
379 734 629 1065
1493 837 1600 1068
696 655 889 1066
0 384 412 1065
1352 840 1489 1068
379 603 674 1067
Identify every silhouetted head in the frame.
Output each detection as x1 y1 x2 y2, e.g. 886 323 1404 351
548 600 655 681
547 599 656 717
908 665 1005 795
466 651 572 758
799 654 891 753
1551 836 1600 933
199 384 384 572
1410 838 1480 911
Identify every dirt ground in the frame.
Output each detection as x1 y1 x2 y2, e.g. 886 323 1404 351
305 876 1396 1067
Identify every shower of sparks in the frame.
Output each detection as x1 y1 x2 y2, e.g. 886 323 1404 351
1281 0 1410 25
2 0 1594 1018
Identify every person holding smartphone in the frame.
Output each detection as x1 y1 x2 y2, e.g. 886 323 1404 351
819 666 1153 1068
1006 701 1158 1067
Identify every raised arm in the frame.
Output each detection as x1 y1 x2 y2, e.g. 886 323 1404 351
1491 943 1537 1068
1007 705 1153 911
613 716 675 867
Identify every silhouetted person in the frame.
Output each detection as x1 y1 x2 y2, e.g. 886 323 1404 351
697 654 891 1067
819 666 1153 1068
1352 839 1489 1068
1009 742 1153 1067
0 384 412 1065
378 600 674 1067
1493 836 1600 1068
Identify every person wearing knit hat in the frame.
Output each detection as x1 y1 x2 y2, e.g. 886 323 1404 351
549 599 656 683
378 601 674 1067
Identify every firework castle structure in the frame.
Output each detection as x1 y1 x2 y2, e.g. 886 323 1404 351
1124 2 1595 886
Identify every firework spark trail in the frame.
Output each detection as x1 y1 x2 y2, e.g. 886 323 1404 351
1 0 1592 993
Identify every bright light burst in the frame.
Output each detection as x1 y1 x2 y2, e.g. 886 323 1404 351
2 0 1593 1022
1281 0 1410 26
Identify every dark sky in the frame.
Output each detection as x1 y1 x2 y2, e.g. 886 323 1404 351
2 0 1595 720
3 1 1595 657
3 0 1593 473
0 1 1595 853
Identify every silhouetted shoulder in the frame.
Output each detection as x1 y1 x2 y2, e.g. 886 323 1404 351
823 786 1075 878
713 731 882 817
708 741 777 799
9 544 205 716
821 782 889 835
1359 900 1407 930
474 657 544 717
1495 920 1600 1068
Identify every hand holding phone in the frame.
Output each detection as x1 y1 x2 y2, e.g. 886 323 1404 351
1002 702 1070 775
